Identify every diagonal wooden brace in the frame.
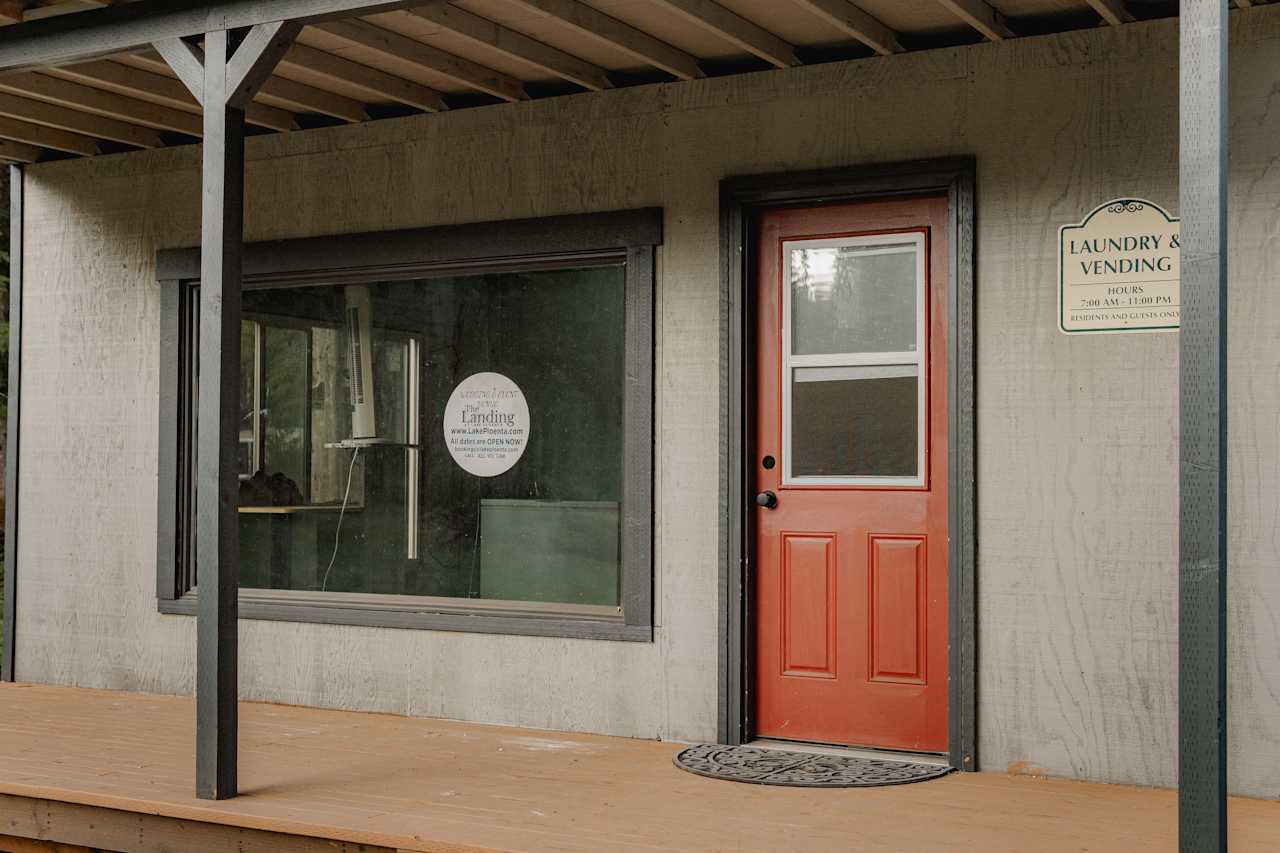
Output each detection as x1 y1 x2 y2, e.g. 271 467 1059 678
226 21 303 109
153 37 205 104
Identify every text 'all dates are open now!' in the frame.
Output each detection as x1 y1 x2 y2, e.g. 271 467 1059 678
443 372 530 478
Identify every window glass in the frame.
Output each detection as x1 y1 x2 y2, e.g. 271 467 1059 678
790 366 919 478
238 321 257 477
790 243 917 355
198 264 627 607
783 233 926 485
262 325 309 491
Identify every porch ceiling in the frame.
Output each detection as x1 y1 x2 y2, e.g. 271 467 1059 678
0 0 1248 163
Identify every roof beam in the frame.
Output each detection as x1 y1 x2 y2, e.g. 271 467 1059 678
236 71 369 121
934 0 1015 41
279 41 448 111
0 87 161 146
0 70 203 134
0 113 97 154
0 0 452 72
650 0 798 69
407 5 612 91
504 0 704 81
317 18 528 102
791 0 901 55
48 59 298 131
1084 0 1135 26
23 1 127 23
0 137 43 162
129 50 369 122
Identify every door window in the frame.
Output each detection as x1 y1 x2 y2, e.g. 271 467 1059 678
782 233 927 486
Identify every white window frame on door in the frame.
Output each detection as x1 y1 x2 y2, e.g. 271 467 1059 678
781 231 927 488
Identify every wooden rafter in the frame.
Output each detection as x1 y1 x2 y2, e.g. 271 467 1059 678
503 0 704 81
407 5 612 92
791 0 901 55
128 50 369 122
0 1 138 31
317 18 528 102
23 1 132 23
0 136 42 161
0 69 202 134
0 1 451 73
0 87 159 145
278 41 448 111
0 0 1178 166
180 34 372 121
233 72 368 121
1085 0 1135 26
0 112 97 154
0 1 24 25
649 0 798 69
47 59 298 131
935 0 1014 41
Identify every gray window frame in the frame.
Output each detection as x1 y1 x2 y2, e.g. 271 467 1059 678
157 208 659 642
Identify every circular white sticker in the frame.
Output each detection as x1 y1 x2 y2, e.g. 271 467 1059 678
442 372 530 477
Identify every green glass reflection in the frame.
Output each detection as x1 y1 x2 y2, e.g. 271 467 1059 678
216 266 626 607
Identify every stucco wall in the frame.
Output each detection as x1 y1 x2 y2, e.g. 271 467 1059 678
12 11 1280 796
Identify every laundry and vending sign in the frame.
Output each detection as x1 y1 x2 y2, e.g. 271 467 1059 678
443 372 530 477
1058 199 1180 334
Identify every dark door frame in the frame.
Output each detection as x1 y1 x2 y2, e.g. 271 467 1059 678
717 157 977 771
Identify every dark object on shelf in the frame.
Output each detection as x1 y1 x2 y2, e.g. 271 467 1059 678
239 471 304 508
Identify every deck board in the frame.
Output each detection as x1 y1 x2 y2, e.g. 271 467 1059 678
1 683 1277 852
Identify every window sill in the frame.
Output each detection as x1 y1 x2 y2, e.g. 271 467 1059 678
157 592 653 642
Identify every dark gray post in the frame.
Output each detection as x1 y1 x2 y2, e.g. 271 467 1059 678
1179 2 1229 851
2 165 22 683
155 21 299 802
196 27 244 802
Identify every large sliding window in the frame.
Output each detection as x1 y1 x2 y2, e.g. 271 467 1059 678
158 211 658 641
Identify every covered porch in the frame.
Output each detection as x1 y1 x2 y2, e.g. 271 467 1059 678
1 682 1278 852
0 1 1268 851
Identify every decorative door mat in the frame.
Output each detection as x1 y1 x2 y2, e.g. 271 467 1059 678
673 743 952 788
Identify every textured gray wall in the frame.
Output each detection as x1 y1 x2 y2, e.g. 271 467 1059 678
12 11 1280 796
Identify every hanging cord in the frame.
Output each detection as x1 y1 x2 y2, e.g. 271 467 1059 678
320 446 361 592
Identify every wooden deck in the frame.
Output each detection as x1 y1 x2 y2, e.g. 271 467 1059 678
0 684 1277 852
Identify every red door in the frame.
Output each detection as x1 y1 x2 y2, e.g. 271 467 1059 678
754 195 949 752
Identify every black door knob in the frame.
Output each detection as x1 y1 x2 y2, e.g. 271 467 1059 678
755 490 778 509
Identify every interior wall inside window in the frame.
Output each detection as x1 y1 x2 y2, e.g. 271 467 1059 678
188 262 627 608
